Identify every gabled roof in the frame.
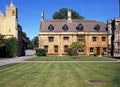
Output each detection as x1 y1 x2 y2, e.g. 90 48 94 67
40 19 107 32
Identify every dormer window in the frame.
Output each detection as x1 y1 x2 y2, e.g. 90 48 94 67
48 24 54 31
76 24 83 31
63 24 68 31
94 24 100 31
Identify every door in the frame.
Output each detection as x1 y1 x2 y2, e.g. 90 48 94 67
97 48 100 55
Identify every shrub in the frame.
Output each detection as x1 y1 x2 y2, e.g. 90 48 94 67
67 42 83 56
36 48 46 56
67 48 78 56
5 37 19 57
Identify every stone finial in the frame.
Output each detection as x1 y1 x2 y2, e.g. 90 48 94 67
10 0 14 7
41 11 44 21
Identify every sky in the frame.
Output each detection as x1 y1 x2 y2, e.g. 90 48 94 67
0 0 119 40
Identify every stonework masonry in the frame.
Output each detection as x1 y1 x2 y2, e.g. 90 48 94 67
39 11 108 56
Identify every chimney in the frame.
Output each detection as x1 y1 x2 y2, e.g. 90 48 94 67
41 11 44 21
68 10 72 21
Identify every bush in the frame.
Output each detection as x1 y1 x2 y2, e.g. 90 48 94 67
5 37 19 57
36 48 46 56
67 48 78 56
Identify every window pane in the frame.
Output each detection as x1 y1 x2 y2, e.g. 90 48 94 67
44 45 48 53
93 37 96 42
102 37 106 41
64 45 68 52
64 37 69 41
48 37 54 42
90 48 94 52
54 45 58 53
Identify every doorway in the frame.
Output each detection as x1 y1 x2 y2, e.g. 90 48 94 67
96 48 100 55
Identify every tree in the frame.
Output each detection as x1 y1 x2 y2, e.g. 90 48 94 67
31 36 38 48
67 42 83 56
5 37 19 57
0 35 6 57
0 34 5 47
53 8 84 19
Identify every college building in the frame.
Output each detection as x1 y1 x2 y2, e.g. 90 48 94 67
39 10 108 56
0 1 25 56
108 17 120 57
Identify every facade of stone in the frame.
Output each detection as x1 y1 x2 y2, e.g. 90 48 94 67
39 11 108 56
0 1 18 39
108 17 120 57
0 1 25 56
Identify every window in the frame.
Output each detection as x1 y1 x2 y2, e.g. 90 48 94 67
48 24 54 31
76 24 83 31
77 35 84 42
102 37 106 41
44 45 48 53
90 48 94 52
79 48 84 52
64 37 69 42
64 45 68 52
94 24 100 31
48 37 54 42
63 24 68 31
12 11 15 16
103 48 107 52
93 37 96 42
54 45 58 53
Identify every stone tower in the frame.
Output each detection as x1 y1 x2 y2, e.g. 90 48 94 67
0 0 18 39
5 0 18 39
107 17 120 57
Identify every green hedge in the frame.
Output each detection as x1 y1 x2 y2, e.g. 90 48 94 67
36 48 46 56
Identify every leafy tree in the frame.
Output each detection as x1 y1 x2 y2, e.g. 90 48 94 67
68 42 83 56
31 36 38 48
5 37 19 57
22 31 32 49
53 8 84 19
0 35 6 57
0 34 5 47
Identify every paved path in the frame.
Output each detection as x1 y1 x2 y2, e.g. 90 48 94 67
0 56 35 66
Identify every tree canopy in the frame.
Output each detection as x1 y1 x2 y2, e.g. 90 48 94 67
67 42 83 56
53 8 84 19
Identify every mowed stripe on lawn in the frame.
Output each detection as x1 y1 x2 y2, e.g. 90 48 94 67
0 62 120 87
28 56 116 61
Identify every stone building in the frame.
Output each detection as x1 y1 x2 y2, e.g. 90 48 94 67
39 11 108 56
0 1 25 56
108 17 120 57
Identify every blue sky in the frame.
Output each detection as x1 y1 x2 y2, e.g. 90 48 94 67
0 0 119 39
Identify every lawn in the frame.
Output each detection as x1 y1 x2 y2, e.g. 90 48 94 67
0 58 6 60
28 56 116 61
0 62 120 87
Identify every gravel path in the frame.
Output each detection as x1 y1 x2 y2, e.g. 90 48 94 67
0 56 35 66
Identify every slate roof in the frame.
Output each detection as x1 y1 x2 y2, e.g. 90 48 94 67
40 19 107 32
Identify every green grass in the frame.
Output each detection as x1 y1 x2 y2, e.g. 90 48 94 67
28 56 116 61
0 62 120 87
0 58 6 60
